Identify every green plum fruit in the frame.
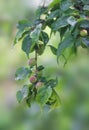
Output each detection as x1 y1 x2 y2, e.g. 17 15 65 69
36 82 44 89
80 29 88 37
28 58 36 67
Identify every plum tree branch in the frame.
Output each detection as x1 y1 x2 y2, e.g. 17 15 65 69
35 49 37 70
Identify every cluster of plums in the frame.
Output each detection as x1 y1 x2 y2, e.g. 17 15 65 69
28 58 44 89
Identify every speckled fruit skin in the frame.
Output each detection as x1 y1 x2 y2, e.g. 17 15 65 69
30 76 37 83
28 58 36 67
80 29 88 37
36 82 44 89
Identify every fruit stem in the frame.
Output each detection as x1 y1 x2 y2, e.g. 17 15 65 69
35 50 37 70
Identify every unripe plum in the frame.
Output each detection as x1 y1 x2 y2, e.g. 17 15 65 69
80 29 88 37
30 76 37 83
28 58 36 67
36 82 44 89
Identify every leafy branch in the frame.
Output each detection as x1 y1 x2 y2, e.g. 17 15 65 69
14 0 89 109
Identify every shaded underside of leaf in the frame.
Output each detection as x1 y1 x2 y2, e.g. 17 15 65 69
40 31 49 45
36 86 52 107
57 34 75 59
49 45 57 55
47 89 61 109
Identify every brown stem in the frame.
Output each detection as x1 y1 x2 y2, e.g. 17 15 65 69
43 0 45 6
35 50 37 70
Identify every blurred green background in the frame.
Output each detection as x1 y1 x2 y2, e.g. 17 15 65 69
0 0 89 130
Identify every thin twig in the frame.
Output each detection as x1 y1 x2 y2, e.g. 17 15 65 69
35 50 37 70
43 0 46 7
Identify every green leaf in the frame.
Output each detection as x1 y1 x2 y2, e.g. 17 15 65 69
22 35 34 57
67 16 77 26
16 85 29 103
26 94 35 107
59 26 68 39
37 44 45 55
16 90 23 103
36 6 48 18
46 19 55 28
30 24 42 42
47 9 60 20
71 27 80 38
79 20 89 28
21 85 29 99
15 67 31 80
26 98 31 107
36 86 52 107
82 37 89 47
40 31 49 45
52 16 69 31
49 0 60 8
83 5 89 11
81 0 89 4
46 78 58 88
60 0 72 11
49 45 57 55
75 38 82 47
17 19 32 30
47 89 61 109
14 29 28 44
57 34 74 58
34 19 43 25
26 85 35 107
14 20 32 44
37 65 44 71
